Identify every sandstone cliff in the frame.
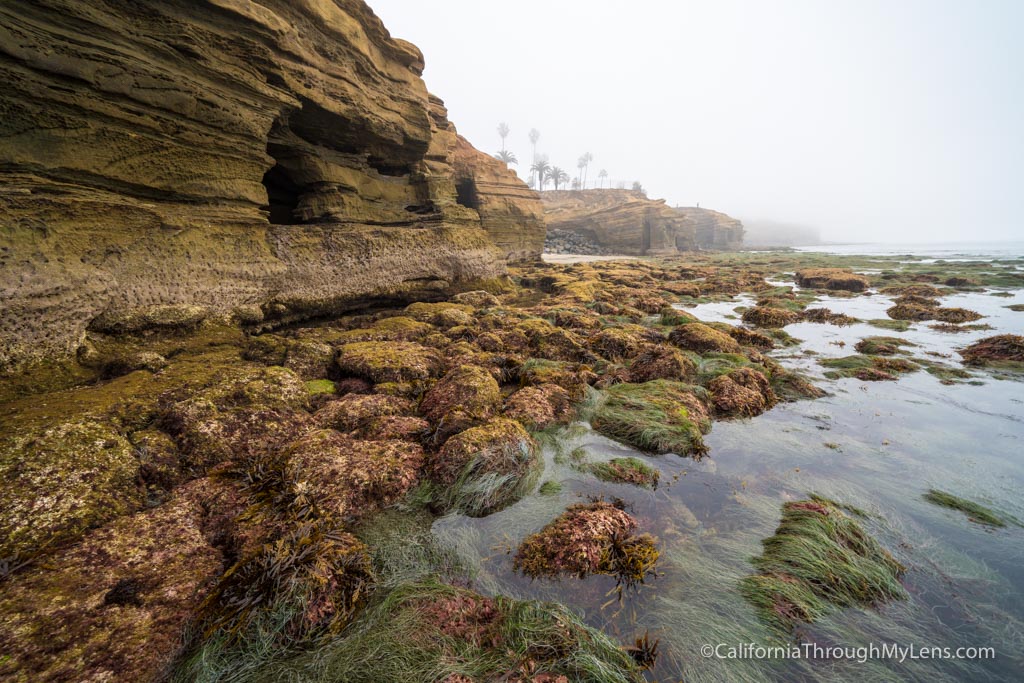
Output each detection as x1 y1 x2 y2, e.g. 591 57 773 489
0 0 543 374
541 190 743 255
673 207 745 249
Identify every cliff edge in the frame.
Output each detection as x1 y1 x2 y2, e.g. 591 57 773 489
0 0 544 374
541 189 743 255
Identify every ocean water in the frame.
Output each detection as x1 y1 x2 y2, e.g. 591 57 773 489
794 241 1024 261
434 245 1024 682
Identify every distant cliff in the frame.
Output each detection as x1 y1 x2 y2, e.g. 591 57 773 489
0 0 544 374
541 190 743 255
673 207 745 250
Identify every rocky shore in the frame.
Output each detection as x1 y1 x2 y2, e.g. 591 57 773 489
2 2 1023 682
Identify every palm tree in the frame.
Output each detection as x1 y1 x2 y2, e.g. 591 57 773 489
546 166 569 191
598 169 608 188
497 122 511 154
494 150 518 166
576 156 587 190
531 156 551 191
581 152 593 189
528 128 540 185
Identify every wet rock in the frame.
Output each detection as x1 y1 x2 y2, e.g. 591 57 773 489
741 306 800 328
960 334 1024 365
514 501 658 585
0 419 142 562
668 323 742 354
429 418 539 516
503 384 574 430
336 341 444 384
795 268 869 292
628 345 696 383
420 366 501 441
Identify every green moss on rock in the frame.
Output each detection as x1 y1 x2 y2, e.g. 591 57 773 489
592 380 711 456
0 419 142 561
429 418 539 517
740 497 906 632
336 341 443 384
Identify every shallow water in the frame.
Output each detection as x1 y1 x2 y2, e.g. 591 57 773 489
432 257 1024 681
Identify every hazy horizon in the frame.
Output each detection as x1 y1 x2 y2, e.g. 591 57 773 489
370 0 1023 244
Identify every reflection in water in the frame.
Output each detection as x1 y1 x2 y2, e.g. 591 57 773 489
432 274 1024 682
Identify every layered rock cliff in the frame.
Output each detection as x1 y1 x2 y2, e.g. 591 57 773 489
541 189 743 255
0 0 543 374
674 207 745 249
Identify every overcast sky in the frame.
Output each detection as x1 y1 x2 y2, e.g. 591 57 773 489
370 0 1022 243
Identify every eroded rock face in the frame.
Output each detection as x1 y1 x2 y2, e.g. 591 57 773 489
0 0 542 374
541 190 743 255
453 136 546 262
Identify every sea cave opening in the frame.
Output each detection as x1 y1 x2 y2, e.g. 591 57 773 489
261 162 302 225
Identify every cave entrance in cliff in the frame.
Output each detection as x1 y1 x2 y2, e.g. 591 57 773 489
262 163 302 225
455 177 481 210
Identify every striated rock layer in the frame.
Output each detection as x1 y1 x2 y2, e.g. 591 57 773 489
541 189 743 255
0 0 543 374
674 206 745 250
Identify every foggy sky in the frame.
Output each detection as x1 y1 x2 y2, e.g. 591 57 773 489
370 0 1023 243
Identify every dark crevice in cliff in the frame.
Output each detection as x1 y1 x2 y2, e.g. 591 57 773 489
262 163 302 225
455 177 480 210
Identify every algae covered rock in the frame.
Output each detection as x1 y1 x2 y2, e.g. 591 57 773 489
517 358 596 401
959 334 1024 365
795 268 869 292
513 501 659 586
253 579 644 682
419 365 501 439
0 419 142 561
668 322 742 354
503 383 574 430
741 306 800 328
313 393 417 434
283 430 425 524
198 523 374 647
589 327 645 361
0 478 240 682
430 418 539 516
157 366 311 471
592 380 711 456
707 367 778 417
336 341 444 384
589 457 661 489
628 345 697 383
740 497 906 632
